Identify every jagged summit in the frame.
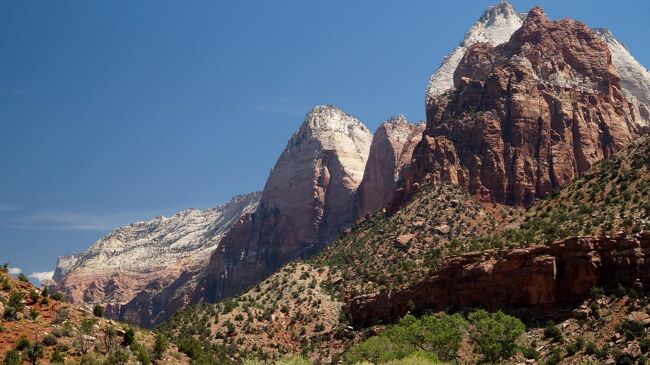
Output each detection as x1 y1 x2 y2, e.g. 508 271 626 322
427 2 650 129
426 1 524 98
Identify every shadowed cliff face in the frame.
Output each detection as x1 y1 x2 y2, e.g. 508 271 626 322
353 116 425 220
408 7 639 207
349 232 650 327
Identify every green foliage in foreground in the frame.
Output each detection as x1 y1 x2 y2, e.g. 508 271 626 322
345 310 524 364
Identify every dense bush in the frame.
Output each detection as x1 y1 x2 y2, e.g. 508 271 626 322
468 309 525 364
93 304 104 318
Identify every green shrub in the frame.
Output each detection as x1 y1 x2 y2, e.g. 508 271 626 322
15 336 31 351
24 342 45 365
521 346 539 360
137 347 151 365
42 333 58 346
93 304 104 318
122 327 135 347
50 350 65 364
50 291 65 301
29 290 39 304
345 335 415 364
17 273 29 282
2 350 21 365
154 334 169 359
468 309 525 364
543 322 563 342
345 312 466 364
618 319 645 340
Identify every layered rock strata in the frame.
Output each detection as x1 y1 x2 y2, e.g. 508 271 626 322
349 232 650 326
408 7 638 206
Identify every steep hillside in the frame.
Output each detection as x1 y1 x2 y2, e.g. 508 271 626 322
477 133 650 248
53 192 260 322
0 268 189 364
158 262 345 362
316 183 521 297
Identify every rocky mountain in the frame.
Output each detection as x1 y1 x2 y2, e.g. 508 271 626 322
427 2 650 131
52 192 260 317
154 3 650 363
408 6 640 207
159 128 649 364
353 115 425 219
194 105 372 304
426 1 525 99
114 105 373 327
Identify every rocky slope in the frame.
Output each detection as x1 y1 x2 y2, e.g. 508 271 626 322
408 6 640 207
0 269 189 364
53 192 260 318
353 115 425 219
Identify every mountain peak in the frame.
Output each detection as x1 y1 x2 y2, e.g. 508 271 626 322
287 105 371 154
384 114 409 126
478 1 517 24
427 2 524 97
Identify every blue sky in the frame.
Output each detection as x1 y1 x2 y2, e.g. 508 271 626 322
1 0 648 283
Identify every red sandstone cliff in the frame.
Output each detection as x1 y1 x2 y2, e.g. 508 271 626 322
349 232 650 326
407 7 639 206
353 115 425 219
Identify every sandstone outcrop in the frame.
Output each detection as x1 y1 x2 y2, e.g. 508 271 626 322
53 192 260 316
408 7 639 206
348 232 650 326
594 28 650 129
353 115 424 219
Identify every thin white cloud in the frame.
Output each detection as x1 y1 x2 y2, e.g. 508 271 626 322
8 267 21 275
29 271 54 283
0 208 166 231
0 204 15 212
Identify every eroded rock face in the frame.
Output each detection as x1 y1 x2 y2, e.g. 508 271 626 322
194 105 372 304
353 116 425 219
53 193 260 316
408 7 638 206
349 232 650 326
594 28 650 129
